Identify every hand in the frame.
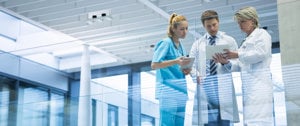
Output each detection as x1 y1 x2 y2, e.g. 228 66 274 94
223 49 239 59
196 76 202 85
213 53 229 64
182 68 191 75
176 56 191 66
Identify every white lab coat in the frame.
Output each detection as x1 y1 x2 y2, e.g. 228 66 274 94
232 28 274 125
189 31 240 124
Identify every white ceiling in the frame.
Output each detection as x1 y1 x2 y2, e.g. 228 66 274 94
0 0 279 73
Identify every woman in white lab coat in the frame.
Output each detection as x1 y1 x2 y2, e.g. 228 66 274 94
216 6 274 125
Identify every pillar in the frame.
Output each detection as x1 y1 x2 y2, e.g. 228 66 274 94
78 44 91 126
277 1 300 125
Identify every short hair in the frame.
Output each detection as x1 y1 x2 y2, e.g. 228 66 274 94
167 13 187 37
234 6 259 28
201 10 219 25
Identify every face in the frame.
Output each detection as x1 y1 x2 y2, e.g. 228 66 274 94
203 18 219 36
172 21 188 39
237 19 255 35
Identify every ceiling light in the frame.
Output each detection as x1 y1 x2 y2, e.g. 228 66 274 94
86 9 112 24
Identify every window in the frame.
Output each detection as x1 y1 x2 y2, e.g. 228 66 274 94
50 92 65 126
108 104 118 126
0 76 16 126
141 114 155 126
18 83 49 126
92 99 96 126
0 75 67 126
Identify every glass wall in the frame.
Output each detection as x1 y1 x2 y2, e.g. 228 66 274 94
140 71 159 126
139 53 286 126
72 53 287 126
50 92 65 126
0 52 289 126
0 75 66 126
18 83 49 125
0 76 16 126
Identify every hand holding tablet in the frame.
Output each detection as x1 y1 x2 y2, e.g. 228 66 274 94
206 44 230 59
180 57 195 69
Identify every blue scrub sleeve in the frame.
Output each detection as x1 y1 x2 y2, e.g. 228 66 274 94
152 40 170 63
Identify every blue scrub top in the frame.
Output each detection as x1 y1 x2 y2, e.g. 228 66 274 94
152 37 187 84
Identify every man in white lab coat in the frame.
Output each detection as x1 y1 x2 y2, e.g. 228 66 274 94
190 10 239 125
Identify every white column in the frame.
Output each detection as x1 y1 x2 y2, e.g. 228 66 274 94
78 44 91 126
278 1 300 126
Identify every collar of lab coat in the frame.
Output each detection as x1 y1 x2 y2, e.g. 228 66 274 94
245 28 259 41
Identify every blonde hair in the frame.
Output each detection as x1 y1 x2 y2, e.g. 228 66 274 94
167 13 187 37
234 6 259 28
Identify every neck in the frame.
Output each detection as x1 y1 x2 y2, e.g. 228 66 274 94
171 37 180 49
172 37 180 44
247 27 256 36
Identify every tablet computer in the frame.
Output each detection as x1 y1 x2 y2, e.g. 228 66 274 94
181 57 195 69
206 44 230 59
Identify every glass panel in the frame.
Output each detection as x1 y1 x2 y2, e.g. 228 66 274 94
0 76 16 126
0 85 9 125
141 71 158 103
140 70 159 125
0 53 291 126
18 83 49 126
50 92 65 126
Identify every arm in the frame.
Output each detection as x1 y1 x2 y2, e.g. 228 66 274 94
238 33 271 64
225 30 272 64
151 56 188 69
151 39 190 70
213 36 240 72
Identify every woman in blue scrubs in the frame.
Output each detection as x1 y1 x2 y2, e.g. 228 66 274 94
151 13 191 126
